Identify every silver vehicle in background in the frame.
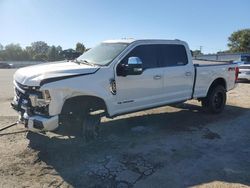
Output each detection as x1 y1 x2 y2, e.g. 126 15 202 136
238 56 250 81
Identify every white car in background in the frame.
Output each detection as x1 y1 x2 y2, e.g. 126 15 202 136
238 63 250 81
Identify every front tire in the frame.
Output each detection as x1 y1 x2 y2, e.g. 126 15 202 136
81 113 100 142
59 101 101 141
201 85 226 114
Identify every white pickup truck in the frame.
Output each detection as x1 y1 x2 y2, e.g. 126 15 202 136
11 39 239 139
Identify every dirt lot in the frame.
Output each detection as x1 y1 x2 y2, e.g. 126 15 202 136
0 69 250 188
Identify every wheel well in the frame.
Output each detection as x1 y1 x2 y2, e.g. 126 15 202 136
207 78 226 94
61 95 107 115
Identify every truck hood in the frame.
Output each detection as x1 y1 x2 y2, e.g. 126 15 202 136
14 61 99 86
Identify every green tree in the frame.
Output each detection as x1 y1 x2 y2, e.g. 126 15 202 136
25 46 33 60
47 45 56 61
31 41 49 54
33 54 48 61
0 43 3 51
0 43 4 60
0 41 87 61
29 41 49 60
228 29 250 52
4 43 24 60
55 45 64 60
21 49 31 60
56 45 62 53
75 42 86 54
192 50 203 57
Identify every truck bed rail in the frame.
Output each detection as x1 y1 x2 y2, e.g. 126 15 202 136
193 59 233 67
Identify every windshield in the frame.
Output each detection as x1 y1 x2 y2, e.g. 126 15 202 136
77 43 128 66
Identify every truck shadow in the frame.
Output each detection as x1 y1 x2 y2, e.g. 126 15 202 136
27 103 250 187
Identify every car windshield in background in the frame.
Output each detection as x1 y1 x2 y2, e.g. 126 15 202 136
77 43 128 66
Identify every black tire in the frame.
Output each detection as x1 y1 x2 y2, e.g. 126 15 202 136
81 113 100 142
201 98 208 109
59 101 85 135
59 101 101 141
201 85 226 114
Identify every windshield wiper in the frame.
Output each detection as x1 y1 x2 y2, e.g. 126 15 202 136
74 59 81 64
78 59 97 67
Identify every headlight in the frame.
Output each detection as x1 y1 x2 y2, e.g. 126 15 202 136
29 90 51 107
42 90 51 103
29 94 39 107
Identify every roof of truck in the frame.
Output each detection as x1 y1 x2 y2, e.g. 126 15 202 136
103 39 136 44
103 38 184 44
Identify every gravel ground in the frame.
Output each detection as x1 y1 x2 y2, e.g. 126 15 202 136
0 69 250 188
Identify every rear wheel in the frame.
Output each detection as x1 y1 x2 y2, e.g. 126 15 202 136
201 85 226 114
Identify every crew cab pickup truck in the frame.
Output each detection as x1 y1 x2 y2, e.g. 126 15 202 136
11 39 239 139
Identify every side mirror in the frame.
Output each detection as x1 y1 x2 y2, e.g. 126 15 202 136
127 57 143 75
117 57 143 77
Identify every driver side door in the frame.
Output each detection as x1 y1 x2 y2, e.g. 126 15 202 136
113 44 164 115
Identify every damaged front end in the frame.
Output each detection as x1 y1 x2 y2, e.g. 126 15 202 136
11 81 58 132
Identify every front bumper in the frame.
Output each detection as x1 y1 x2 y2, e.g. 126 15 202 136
12 102 59 132
11 82 59 132
26 114 59 132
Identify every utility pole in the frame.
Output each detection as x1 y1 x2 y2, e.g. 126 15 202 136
199 46 203 54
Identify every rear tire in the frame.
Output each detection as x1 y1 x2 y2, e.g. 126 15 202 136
201 85 226 114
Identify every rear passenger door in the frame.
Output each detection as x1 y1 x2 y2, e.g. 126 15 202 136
158 44 194 102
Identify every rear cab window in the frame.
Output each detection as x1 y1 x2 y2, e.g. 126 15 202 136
158 44 188 67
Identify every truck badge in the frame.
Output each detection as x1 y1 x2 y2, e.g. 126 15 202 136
110 79 116 95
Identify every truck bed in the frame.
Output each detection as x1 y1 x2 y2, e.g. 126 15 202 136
193 59 232 67
192 59 237 99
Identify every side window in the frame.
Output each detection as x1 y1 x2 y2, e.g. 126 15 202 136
121 45 158 69
158 44 188 67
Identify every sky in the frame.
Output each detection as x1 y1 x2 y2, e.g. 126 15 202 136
0 0 250 54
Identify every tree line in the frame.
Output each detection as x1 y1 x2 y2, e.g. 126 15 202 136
0 29 249 61
191 29 250 57
0 41 86 61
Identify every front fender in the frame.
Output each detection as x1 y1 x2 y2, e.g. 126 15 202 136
40 74 113 116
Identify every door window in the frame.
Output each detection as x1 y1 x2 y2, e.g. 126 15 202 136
121 45 158 69
158 44 188 67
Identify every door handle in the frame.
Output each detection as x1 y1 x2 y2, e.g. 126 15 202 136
185 72 192 76
153 75 162 80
